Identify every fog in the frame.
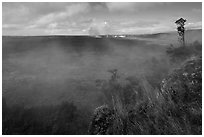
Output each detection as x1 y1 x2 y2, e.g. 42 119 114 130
2 36 172 109
3 29 202 134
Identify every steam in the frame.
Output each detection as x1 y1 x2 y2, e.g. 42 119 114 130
3 36 169 108
88 19 111 35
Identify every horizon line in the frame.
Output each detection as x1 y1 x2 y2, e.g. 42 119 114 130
2 28 201 37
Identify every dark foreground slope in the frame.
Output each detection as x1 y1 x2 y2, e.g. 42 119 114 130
89 56 202 135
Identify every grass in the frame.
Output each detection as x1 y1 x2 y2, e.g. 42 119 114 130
166 41 202 63
90 42 202 135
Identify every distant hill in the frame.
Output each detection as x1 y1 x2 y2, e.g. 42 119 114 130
3 29 201 46
129 29 202 46
102 29 201 46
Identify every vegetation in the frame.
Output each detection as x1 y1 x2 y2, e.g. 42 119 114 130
166 41 202 63
89 41 202 135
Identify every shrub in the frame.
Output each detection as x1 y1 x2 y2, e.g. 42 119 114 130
89 56 202 135
166 41 202 64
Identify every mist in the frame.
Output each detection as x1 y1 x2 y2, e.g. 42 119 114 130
3 36 170 109
2 29 202 135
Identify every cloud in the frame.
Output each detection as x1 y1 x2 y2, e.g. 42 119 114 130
88 19 112 35
34 3 90 26
186 22 202 29
192 8 202 13
105 2 160 12
115 25 173 34
119 20 160 28
3 3 90 26
2 2 202 35
3 3 31 24
3 24 22 30
89 2 108 10
3 3 92 35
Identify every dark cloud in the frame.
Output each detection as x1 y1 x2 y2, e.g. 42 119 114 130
89 2 108 9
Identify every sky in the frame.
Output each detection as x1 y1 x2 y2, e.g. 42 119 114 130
2 2 202 35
